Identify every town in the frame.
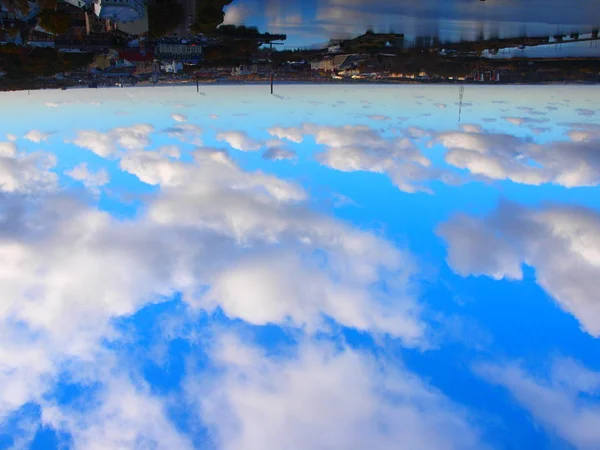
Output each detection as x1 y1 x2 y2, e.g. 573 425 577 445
1 0 599 91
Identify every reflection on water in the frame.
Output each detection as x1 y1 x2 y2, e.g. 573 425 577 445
223 0 600 48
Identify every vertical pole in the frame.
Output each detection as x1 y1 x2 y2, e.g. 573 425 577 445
197 76 199 92
270 42 273 95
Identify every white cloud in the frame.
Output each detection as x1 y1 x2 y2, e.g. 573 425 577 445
460 124 482 133
71 124 154 157
0 142 57 193
5 134 17 142
121 149 424 342
223 4 250 25
435 103 447 109
263 146 296 161
42 376 194 450
268 126 304 143
476 358 600 450
165 124 203 145
0 140 428 422
577 108 596 117
65 163 110 194
503 116 549 127
171 113 187 122
306 124 442 194
438 202 600 336
436 126 600 187
188 334 484 450
24 130 51 143
216 131 262 151
367 114 391 121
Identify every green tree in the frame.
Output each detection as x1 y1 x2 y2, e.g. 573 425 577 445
38 10 70 35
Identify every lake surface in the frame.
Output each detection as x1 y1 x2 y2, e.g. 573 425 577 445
0 85 599 449
222 0 600 48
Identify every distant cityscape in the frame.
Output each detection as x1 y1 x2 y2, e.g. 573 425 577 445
1 0 599 90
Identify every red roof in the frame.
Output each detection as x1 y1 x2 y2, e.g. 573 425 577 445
118 50 154 62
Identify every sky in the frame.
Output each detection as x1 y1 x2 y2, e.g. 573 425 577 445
222 0 600 48
0 84 599 449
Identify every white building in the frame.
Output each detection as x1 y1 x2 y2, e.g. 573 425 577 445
61 0 92 9
93 0 145 23
161 60 183 73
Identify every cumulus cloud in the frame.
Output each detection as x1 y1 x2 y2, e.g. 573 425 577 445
476 358 600 450
223 4 250 25
188 334 484 450
216 131 262 151
367 114 391 121
5 134 17 142
43 376 194 450
503 116 549 127
171 113 187 122
434 103 447 109
306 124 445 194
268 126 304 143
0 142 57 193
65 163 110 194
438 202 600 336
24 130 51 143
435 126 600 187
71 124 154 157
122 149 424 341
165 124 203 145
263 146 297 161
577 109 596 117
0 136 429 428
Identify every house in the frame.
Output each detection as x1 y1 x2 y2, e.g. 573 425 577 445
118 50 154 73
160 60 183 73
92 0 146 23
103 65 135 77
310 57 334 72
0 29 23 45
27 29 55 47
85 11 116 34
156 42 202 62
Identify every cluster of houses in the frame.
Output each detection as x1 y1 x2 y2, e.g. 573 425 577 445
1 0 146 51
59 0 145 24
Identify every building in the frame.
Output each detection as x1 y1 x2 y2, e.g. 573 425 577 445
93 0 145 23
27 30 55 47
310 57 334 72
118 49 154 73
156 42 202 62
160 60 183 73
85 11 116 34
61 0 92 9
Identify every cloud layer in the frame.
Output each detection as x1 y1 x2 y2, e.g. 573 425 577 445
438 202 600 336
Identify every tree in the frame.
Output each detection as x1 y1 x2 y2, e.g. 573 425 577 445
38 0 57 10
190 0 233 34
38 10 70 35
148 0 183 37
0 0 30 14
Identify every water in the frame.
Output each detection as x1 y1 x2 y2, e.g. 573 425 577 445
222 0 600 48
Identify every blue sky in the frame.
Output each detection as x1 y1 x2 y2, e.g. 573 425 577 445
0 85 599 449
222 0 600 48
